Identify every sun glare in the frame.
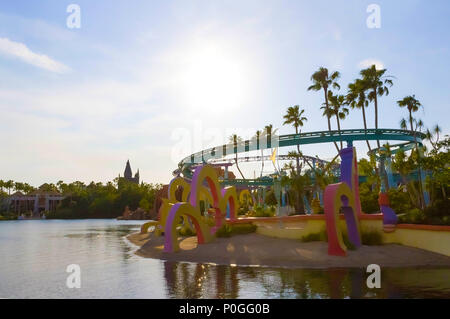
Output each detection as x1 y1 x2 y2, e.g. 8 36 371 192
181 45 245 112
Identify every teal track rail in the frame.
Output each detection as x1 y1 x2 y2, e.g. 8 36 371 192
175 128 425 182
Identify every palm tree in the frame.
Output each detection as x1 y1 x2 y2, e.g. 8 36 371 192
283 105 307 174
397 95 422 132
359 65 394 148
260 124 279 177
254 130 264 177
228 134 246 180
307 67 341 152
326 92 348 149
399 108 426 208
4 180 14 196
425 124 442 151
346 79 372 151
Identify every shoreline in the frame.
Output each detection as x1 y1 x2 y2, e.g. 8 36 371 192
127 232 450 269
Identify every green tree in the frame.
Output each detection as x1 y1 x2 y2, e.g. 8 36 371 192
307 67 341 153
228 134 245 180
283 105 307 174
359 64 394 148
324 92 348 150
397 95 422 132
346 79 372 151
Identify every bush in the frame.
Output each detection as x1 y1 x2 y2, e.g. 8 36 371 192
215 224 232 237
250 205 276 217
215 223 257 237
301 229 327 242
178 226 196 237
398 208 425 224
388 187 414 215
359 183 379 214
301 232 321 242
361 230 383 245
47 208 83 219
230 223 256 235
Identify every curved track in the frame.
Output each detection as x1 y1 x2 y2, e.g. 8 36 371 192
175 128 425 185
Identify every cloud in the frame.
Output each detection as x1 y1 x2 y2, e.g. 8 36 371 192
358 58 384 70
0 37 71 73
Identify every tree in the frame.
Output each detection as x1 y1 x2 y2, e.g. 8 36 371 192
397 95 422 132
359 64 394 148
346 79 372 151
307 67 341 152
283 105 307 173
228 134 246 180
324 92 348 150
4 180 14 195
425 124 442 151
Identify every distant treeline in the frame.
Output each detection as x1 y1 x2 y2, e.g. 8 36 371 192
0 178 163 219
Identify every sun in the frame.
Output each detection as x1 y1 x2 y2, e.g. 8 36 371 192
181 45 245 112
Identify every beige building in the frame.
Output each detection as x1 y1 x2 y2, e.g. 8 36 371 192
8 190 64 217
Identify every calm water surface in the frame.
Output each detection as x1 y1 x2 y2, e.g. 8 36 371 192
0 219 449 299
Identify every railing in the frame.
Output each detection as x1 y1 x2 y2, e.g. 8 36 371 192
179 129 425 167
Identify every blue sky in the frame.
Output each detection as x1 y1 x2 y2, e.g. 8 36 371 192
0 0 449 186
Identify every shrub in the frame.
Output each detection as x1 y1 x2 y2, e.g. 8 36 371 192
359 183 379 214
388 187 414 215
230 223 256 235
215 224 232 237
178 226 196 237
301 232 321 242
398 208 425 224
361 230 383 245
301 229 327 242
215 223 257 237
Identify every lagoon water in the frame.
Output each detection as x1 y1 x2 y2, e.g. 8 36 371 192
0 219 449 299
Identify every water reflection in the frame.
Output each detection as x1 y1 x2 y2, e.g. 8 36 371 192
162 262 450 299
0 220 449 299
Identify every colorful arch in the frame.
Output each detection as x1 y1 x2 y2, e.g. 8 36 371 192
324 182 362 256
164 202 213 253
163 164 240 253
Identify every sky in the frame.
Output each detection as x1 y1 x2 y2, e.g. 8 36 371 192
0 0 449 186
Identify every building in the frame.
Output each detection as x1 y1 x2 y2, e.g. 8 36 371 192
7 189 64 217
123 160 140 184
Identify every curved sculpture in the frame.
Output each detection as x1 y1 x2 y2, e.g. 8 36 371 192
163 165 239 253
164 203 213 252
324 146 363 256
324 182 362 256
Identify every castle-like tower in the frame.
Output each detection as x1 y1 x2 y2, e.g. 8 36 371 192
124 160 140 184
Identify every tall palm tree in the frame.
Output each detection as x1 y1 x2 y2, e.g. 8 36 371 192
359 64 394 148
4 180 14 196
228 134 245 180
326 92 348 150
397 95 422 132
254 130 264 177
398 100 426 209
307 67 341 153
283 105 307 174
346 79 372 151
425 124 442 151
